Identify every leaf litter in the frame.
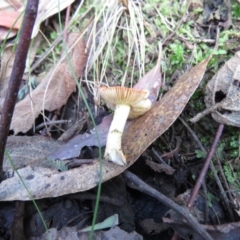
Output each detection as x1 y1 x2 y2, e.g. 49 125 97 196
191 51 240 126
0 34 42 113
0 46 214 200
2 1 235 239
35 226 143 240
10 33 87 134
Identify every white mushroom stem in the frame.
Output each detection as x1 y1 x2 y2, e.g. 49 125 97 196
104 104 130 165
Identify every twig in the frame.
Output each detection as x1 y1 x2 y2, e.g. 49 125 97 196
215 156 235 221
0 0 39 175
210 160 235 222
68 192 124 207
123 171 213 240
35 119 70 130
187 124 225 208
179 117 209 222
180 117 235 221
179 117 205 151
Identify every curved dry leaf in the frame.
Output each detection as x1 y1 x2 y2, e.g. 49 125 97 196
10 33 87 133
133 43 162 104
31 0 74 38
191 51 240 126
0 55 212 201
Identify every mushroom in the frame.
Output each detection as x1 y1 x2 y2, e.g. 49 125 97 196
99 86 152 165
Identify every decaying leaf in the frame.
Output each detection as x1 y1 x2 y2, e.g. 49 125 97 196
0 26 18 42
3 135 63 171
51 115 111 160
0 53 213 200
10 33 87 133
0 0 74 39
146 159 175 175
0 10 22 29
31 0 75 38
0 34 42 113
0 0 23 40
34 226 143 240
133 42 162 104
191 51 240 126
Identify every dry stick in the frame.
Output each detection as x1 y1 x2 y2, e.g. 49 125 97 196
179 117 209 222
180 117 235 222
0 0 39 174
123 171 213 240
187 124 225 208
209 160 235 222
35 119 70 130
214 156 235 222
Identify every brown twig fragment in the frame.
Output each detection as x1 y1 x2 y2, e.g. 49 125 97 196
180 117 235 221
187 123 225 208
0 0 39 175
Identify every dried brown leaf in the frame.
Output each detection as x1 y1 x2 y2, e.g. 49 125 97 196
0 54 212 200
133 43 162 104
10 33 87 133
146 159 175 175
3 135 63 171
191 51 240 126
0 10 22 29
0 34 42 113
122 55 212 162
31 0 75 38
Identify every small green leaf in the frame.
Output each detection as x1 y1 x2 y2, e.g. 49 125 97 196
80 214 119 233
195 150 206 158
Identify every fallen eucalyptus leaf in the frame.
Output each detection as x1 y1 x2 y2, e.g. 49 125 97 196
0 53 213 200
4 136 63 171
